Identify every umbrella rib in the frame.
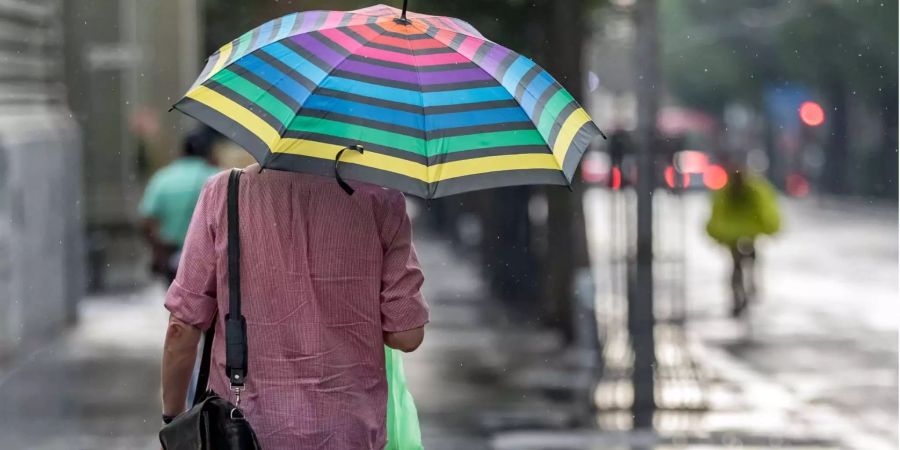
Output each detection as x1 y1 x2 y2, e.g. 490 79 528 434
414 20 601 187
401 27 432 197
410 21 564 174
266 24 395 165
203 11 371 88
412 15 487 42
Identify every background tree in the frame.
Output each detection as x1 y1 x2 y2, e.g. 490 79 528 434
775 0 898 195
420 0 600 339
660 0 897 197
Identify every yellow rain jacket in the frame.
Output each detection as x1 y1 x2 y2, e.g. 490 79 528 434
706 175 781 247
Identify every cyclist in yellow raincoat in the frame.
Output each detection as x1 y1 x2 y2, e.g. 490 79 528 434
706 169 781 317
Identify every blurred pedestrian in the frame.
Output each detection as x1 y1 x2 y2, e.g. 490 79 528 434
139 128 220 283
160 167 429 449
706 166 781 317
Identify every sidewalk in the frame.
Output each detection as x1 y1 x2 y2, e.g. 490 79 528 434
408 234 849 450
0 233 582 449
406 234 581 450
0 232 567 449
0 287 166 449
0 231 877 449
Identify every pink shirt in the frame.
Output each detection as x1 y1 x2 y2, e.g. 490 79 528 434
165 166 428 449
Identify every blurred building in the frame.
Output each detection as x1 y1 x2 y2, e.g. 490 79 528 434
0 0 83 357
0 0 202 358
63 0 202 291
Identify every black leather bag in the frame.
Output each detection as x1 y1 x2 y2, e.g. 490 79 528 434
159 394 259 450
160 169 261 450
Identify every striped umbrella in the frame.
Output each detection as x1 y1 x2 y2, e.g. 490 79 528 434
175 3 602 199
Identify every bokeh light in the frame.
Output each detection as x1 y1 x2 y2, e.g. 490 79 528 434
674 150 709 174
664 165 691 188
580 151 608 183
703 164 728 190
610 166 622 190
786 173 810 197
799 101 825 127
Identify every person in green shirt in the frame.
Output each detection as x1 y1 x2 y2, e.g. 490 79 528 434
140 129 220 282
706 167 781 318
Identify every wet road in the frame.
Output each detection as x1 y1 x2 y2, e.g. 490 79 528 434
587 190 898 450
685 195 899 450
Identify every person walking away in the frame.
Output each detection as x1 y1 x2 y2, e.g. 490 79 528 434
160 166 429 449
706 167 781 318
140 129 220 283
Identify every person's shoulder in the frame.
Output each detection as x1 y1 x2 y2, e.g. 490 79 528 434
710 185 727 201
351 185 407 227
151 159 202 182
144 162 183 195
149 162 179 182
356 185 405 208
748 176 777 195
204 168 232 188
192 168 232 202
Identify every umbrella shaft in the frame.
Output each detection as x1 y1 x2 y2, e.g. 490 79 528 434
401 0 408 18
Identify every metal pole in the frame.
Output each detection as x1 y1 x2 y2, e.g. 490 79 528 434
573 267 600 423
630 0 659 429
401 0 409 18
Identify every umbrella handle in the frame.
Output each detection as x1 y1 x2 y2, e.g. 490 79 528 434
334 144 365 195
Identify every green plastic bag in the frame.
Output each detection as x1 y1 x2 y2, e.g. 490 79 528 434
384 346 424 450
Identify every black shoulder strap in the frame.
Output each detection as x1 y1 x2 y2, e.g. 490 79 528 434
191 169 248 406
225 169 248 387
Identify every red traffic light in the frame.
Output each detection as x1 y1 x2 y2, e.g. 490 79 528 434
799 101 825 127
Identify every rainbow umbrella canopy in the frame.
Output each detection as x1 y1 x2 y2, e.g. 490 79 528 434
175 3 601 198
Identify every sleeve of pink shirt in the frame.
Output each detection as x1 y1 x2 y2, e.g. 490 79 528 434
164 175 222 331
379 191 429 333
